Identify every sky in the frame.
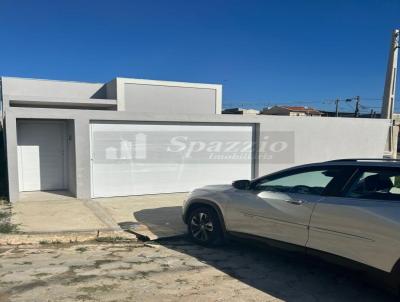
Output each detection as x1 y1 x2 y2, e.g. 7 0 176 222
0 0 399 113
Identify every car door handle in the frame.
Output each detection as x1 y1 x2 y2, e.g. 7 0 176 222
285 199 304 205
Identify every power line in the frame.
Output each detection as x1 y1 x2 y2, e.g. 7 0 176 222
223 96 399 115
224 97 396 106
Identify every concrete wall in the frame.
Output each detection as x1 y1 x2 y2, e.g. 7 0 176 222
113 78 222 113
1 77 107 109
4 106 390 202
1 77 222 115
105 79 117 100
124 83 217 114
257 117 389 175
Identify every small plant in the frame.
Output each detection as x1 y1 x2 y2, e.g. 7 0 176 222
0 223 18 233
0 206 19 234
39 240 63 245
95 236 133 243
0 210 9 220
0 198 9 206
76 246 88 253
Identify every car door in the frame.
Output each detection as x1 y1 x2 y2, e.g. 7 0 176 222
225 166 346 247
307 166 400 272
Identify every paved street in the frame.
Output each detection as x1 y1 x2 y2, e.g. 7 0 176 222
0 238 396 302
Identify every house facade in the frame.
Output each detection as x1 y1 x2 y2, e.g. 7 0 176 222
0 76 390 202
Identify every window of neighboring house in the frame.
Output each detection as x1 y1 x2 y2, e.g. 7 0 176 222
346 169 400 201
253 168 341 196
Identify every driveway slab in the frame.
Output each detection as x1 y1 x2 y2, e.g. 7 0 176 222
12 199 111 233
94 193 187 240
9 192 187 240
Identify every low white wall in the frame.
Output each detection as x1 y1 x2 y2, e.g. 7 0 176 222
5 107 391 201
257 116 390 175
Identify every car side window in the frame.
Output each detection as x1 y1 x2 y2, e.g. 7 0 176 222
346 169 400 201
253 168 340 196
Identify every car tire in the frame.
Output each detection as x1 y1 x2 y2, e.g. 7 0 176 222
187 207 224 246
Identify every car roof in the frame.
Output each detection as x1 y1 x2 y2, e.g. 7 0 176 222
252 158 400 183
310 158 400 168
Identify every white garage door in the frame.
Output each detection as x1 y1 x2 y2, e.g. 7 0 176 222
17 121 67 192
90 123 254 198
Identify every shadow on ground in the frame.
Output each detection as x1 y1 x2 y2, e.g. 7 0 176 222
155 237 397 301
133 206 186 237
133 206 396 300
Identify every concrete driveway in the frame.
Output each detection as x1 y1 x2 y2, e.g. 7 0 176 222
11 192 187 239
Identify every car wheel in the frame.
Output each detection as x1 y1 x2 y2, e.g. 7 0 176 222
188 207 223 246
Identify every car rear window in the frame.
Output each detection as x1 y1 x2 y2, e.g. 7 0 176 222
346 169 400 201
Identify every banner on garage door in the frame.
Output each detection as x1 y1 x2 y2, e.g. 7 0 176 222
90 123 294 197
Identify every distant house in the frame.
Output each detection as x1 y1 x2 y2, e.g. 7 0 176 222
261 106 322 116
222 107 260 115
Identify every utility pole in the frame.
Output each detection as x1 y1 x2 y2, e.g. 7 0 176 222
335 99 340 117
354 96 360 117
333 98 352 117
381 29 399 119
381 29 399 158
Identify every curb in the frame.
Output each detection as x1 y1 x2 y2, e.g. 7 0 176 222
0 230 136 246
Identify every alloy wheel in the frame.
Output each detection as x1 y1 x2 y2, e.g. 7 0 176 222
190 212 214 242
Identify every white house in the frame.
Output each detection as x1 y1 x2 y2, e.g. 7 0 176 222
0 76 390 202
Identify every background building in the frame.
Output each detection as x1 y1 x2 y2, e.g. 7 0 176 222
261 106 322 116
222 107 260 115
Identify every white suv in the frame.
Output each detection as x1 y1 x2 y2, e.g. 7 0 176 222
182 159 400 291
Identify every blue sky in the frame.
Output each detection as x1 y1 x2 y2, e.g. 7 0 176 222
0 0 399 113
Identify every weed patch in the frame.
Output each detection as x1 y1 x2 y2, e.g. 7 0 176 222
76 247 88 253
0 206 18 234
95 236 134 243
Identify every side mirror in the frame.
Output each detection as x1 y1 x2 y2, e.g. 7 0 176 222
232 179 251 190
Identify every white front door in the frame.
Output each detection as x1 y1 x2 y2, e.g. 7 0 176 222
17 121 67 192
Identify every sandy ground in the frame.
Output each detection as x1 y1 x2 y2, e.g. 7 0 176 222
0 238 397 302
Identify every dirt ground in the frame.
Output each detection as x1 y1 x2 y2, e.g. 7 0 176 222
0 238 397 302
